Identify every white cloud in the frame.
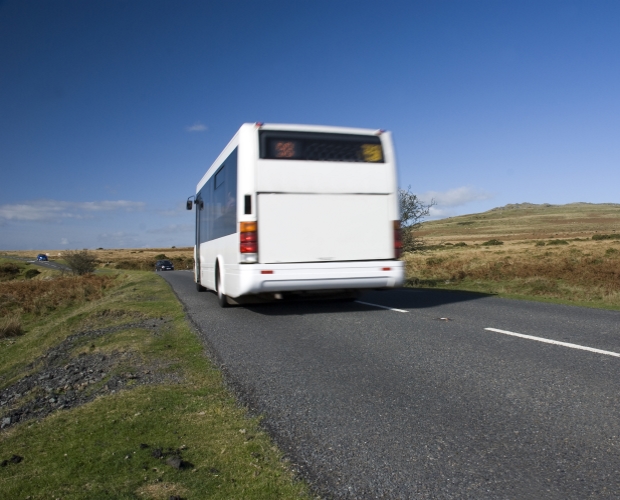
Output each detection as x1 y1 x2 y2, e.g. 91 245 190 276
413 186 493 220
0 199 146 221
417 186 492 207
97 231 143 248
157 202 190 217
60 238 69 245
186 122 208 132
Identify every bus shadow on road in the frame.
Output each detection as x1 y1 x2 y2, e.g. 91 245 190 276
243 287 494 316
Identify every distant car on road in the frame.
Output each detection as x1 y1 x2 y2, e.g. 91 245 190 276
155 259 174 271
37 254 48 261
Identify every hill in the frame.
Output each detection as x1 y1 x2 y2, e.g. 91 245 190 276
418 202 620 242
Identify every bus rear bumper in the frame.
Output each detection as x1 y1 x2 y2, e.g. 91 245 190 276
226 260 405 297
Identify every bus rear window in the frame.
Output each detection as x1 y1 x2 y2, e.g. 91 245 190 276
259 131 384 163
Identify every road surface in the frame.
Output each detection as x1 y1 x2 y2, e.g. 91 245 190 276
161 270 620 499
6 255 72 273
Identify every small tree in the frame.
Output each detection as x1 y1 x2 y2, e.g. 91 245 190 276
64 250 97 275
399 186 435 253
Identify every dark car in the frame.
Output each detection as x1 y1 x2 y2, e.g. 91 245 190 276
37 254 48 261
155 259 174 271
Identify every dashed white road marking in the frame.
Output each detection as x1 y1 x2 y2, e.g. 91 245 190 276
485 328 620 358
355 301 408 313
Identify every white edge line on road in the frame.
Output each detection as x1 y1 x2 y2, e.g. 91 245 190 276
485 327 620 358
355 300 408 313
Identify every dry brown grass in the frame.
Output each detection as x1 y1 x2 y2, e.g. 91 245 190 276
406 203 620 307
96 247 194 271
404 239 620 307
0 313 23 338
0 247 195 272
0 274 116 317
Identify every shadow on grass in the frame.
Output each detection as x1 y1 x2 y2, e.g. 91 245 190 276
243 286 495 317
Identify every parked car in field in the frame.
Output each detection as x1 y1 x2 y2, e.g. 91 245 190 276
155 259 174 271
37 254 48 261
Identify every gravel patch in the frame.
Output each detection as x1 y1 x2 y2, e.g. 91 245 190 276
1 316 181 430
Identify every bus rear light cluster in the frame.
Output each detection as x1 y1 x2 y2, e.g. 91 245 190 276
393 220 402 258
240 221 258 262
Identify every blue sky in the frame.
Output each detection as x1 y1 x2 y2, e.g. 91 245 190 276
1 0 619 250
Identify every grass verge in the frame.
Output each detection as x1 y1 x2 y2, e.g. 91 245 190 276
0 270 310 499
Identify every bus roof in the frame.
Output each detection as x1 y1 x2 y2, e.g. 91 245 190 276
257 123 386 136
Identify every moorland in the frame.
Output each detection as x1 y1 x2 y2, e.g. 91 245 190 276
407 202 620 309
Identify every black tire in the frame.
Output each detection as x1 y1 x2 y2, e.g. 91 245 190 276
196 281 206 292
216 267 229 308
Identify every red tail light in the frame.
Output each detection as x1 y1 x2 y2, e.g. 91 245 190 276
240 222 258 254
393 220 402 258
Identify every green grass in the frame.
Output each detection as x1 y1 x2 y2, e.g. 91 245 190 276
0 257 61 282
0 271 310 499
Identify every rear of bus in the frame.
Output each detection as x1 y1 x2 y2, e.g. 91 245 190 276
227 123 404 300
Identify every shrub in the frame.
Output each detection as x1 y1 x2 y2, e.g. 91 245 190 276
154 254 168 259
535 241 546 246
453 242 468 247
0 313 23 338
24 268 41 279
592 234 620 241
0 262 21 280
0 274 114 317
426 257 445 266
482 239 504 246
606 248 619 256
113 259 152 271
547 239 569 245
64 250 97 275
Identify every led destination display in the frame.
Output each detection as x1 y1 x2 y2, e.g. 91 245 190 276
259 131 384 163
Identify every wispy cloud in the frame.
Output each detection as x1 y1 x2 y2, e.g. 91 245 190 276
418 186 493 207
186 122 208 132
157 202 190 217
0 200 146 222
147 224 193 234
96 231 143 248
416 186 493 219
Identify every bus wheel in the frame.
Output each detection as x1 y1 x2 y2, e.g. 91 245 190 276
196 282 206 292
216 267 229 308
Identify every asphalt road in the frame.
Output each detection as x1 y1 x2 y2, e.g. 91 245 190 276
161 271 620 499
7 256 72 273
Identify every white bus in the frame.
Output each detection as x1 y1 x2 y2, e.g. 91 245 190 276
187 123 404 307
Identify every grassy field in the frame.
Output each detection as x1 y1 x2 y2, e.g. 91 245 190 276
1 248 195 273
417 202 620 242
0 268 310 499
407 202 620 309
